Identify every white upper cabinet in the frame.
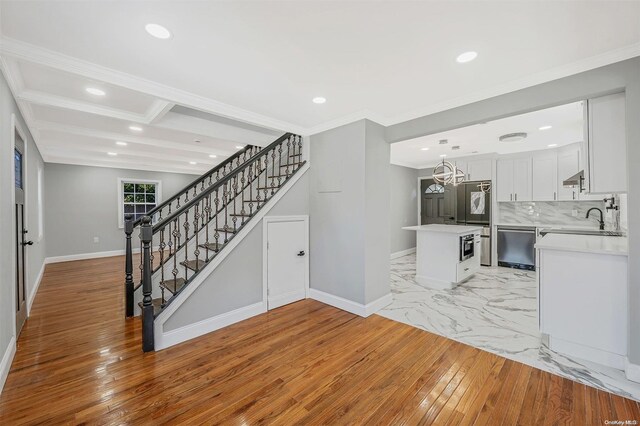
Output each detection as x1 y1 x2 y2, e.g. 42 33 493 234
585 92 627 194
513 157 532 202
557 147 580 200
453 159 467 179
496 158 514 202
467 159 492 181
532 154 558 201
497 157 532 202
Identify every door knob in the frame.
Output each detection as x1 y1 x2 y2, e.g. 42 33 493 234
297 250 305 257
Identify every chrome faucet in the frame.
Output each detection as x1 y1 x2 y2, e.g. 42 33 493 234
586 207 605 230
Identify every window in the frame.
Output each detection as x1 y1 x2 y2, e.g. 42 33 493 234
425 183 445 194
14 149 23 189
118 179 161 228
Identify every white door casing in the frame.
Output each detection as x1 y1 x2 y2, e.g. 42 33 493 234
263 216 309 310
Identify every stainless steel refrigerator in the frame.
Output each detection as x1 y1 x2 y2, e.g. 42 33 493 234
444 181 492 266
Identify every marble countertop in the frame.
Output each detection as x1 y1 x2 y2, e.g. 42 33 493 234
535 233 628 256
402 224 482 234
495 222 599 231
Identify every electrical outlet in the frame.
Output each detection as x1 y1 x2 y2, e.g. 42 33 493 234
93 237 100 244
572 209 578 217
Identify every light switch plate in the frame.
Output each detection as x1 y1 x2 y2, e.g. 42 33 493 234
572 209 578 217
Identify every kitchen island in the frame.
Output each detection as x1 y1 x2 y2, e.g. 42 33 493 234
402 224 482 290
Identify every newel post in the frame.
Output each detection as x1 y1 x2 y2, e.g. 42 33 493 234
124 215 135 317
140 216 155 352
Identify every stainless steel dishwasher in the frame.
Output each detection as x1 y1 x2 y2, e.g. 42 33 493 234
497 226 536 271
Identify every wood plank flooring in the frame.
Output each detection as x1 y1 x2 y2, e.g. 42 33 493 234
1 255 639 424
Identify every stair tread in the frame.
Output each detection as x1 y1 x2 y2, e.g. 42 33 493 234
290 153 302 157
199 242 223 251
159 278 186 294
257 186 280 190
138 298 163 315
243 199 263 203
268 174 290 178
215 227 237 233
180 259 206 271
229 213 251 217
281 162 302 168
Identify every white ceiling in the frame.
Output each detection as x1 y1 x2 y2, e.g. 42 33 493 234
390 101 584 169
0 1 639 173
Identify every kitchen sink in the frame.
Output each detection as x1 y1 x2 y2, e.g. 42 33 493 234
539 229 625 237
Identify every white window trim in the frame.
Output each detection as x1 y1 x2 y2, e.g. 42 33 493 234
117 178 162 229
37 166 43 241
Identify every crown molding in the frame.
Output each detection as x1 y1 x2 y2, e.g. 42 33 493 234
0 36 303 134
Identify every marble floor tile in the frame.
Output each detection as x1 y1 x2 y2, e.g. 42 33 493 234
378 253 640 402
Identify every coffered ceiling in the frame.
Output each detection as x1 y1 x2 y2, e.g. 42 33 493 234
0 1 639 173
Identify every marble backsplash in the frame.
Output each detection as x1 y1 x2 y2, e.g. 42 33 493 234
497 200 618 227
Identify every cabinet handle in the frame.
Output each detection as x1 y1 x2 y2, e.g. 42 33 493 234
553 192 556 201
510 194 513 201
515 193 518 201
572 191 576 200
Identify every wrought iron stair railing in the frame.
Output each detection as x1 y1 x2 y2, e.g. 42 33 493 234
124 133 305 351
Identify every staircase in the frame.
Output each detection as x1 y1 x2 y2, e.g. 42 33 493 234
123 133 305 351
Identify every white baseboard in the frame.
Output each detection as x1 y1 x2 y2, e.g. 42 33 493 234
45 245 160 264
27 261 46 314
0 337 16 395
625 358 640 383
390 247 416 259
309 289 393 318
364 293 394 316
155 302 266 350
45 249 125 264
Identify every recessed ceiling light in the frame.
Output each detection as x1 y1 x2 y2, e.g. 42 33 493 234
312 97 326 104
421 147 429 151
235 145 244 149
86 87 105 96
440 154 447 158
115 141 128 146
209 154 217 158
456 51 478 63
129 125 143 132
107 152 117 156
145 23 172 39
189 161 197 165
548 144 558 147
539 125 552 131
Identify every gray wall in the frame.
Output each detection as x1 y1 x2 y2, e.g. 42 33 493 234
44 163 195 257
0 69 46 382
165 171 309 331
310 120 391 306
386 57 640 366
310 121 366 304
390 164 418 253
364 121 391 303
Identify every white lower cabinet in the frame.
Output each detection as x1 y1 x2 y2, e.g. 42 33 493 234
539 248 627 369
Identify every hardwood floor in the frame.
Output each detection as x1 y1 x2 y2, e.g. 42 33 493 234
1 256 639 424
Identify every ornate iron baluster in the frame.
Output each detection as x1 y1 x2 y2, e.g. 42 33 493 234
183 211 190 277
159 227 166 306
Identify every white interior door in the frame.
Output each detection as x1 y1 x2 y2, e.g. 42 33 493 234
266 218 308 310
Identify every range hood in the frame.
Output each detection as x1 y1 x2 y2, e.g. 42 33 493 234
563 170 584 188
